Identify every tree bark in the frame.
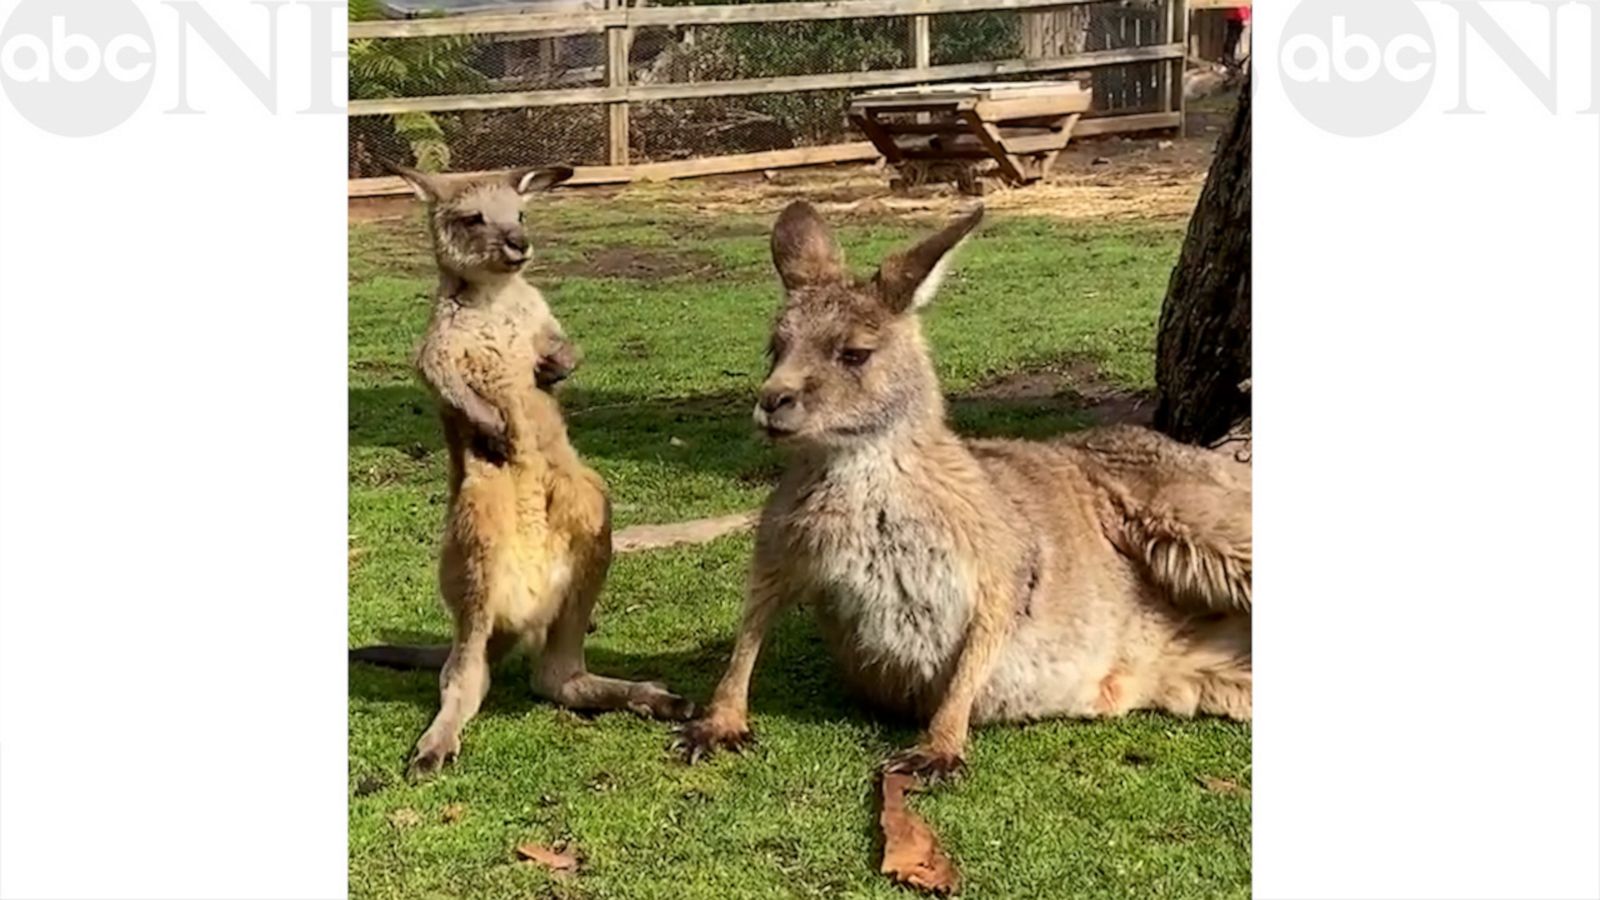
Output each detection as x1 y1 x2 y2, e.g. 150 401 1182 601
1153 72 1251 449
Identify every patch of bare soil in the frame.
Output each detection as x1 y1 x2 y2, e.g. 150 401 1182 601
547 246 721 280
965 359 1155 427
621 125 1222 227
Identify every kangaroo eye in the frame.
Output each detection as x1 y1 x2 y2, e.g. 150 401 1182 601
517 210 526 224
461 213 485 227
839 348 873 367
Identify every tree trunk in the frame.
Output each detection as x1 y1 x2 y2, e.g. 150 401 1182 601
1153 72 1251 449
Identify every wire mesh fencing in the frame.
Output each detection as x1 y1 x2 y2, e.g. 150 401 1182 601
348 0 1185 181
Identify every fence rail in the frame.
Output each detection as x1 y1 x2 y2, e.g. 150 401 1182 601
350 43 1182 116
349 0 1187 193
351 0 1115 39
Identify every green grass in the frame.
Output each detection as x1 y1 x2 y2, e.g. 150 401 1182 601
349 193 1249 899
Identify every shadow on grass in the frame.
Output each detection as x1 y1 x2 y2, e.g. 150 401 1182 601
349 612 922 737
349 383 1107 487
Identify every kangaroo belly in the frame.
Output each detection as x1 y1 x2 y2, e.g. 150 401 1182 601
808 530 975 719
447 458 568 634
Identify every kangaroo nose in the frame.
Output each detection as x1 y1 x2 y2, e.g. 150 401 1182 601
504 232 529 253
759 388 796 414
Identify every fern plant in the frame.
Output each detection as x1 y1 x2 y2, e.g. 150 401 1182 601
349 0 486 171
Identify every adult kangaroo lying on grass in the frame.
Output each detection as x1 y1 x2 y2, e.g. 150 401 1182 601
679 201 1251 778
351 164 692 780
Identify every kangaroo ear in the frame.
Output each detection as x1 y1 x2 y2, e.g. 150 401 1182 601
382 160 443 203
511 165 575 197
771 200 846 291
876 205 984 313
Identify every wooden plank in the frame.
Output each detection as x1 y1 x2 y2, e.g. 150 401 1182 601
874 119 987 135
994 125 1066 138
1072 110 1182 136
972 90 1091 122
909 8 931 71
629 0 1105 26
1158 0 1181 122
931 130 1066 155
605 6 630 166
350 10 618 39
351 44 1182 116
900 147 991 160
350 0 1111 39
849 113 906 163
1039 112 1081 175
1171 0 1190 138
960 110 1028 183
856 80 1079 100
848 96 973 113
348 143 883 197
996 131 1070 154
908 1 931 124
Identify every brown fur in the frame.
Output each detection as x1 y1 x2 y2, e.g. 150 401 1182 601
351 165 692 780
679 202 1251 778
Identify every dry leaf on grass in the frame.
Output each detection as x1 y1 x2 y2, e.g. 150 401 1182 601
386 808 421 829
1198 776 1246 795
879 772 960 895
516 842 580 878
440 803 467 824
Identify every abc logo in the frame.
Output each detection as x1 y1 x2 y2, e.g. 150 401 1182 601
2 18 153 84
0 0 155 137
1280 0 1436 137
1283 17 1432 84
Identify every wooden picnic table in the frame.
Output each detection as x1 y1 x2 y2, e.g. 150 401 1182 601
848 81 1092 188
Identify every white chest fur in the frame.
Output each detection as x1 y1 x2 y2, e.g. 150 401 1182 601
793 446 974 688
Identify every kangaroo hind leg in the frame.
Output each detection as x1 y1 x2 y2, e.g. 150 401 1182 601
407 625 518 780
532 546 695 721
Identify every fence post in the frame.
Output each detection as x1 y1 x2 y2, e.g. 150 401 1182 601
605 0 631 166
909 5 930 73
908 0 930 123
1167 0 1188 137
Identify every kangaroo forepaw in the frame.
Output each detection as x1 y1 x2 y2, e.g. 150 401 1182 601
883 746 966 784
672 717 754 764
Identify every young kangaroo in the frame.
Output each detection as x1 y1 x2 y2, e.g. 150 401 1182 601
351 165 692 780
678 202 1250 778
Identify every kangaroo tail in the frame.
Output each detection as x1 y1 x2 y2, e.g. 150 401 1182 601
349 644 451 670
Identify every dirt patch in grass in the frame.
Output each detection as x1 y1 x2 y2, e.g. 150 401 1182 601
619 126 1220 227
550 246 722 280
967 359 1155 427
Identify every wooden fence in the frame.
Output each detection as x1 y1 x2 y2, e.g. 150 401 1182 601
349 0 1187 196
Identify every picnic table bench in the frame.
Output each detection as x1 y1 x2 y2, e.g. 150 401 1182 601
848 81 1092 190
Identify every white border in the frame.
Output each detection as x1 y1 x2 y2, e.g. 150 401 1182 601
0 2 349 898
1255 2 1600 898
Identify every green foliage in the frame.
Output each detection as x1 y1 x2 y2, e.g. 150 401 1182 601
644 12 1024 146
348 0 486 171
729 20 906 142
931 12 1021 65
